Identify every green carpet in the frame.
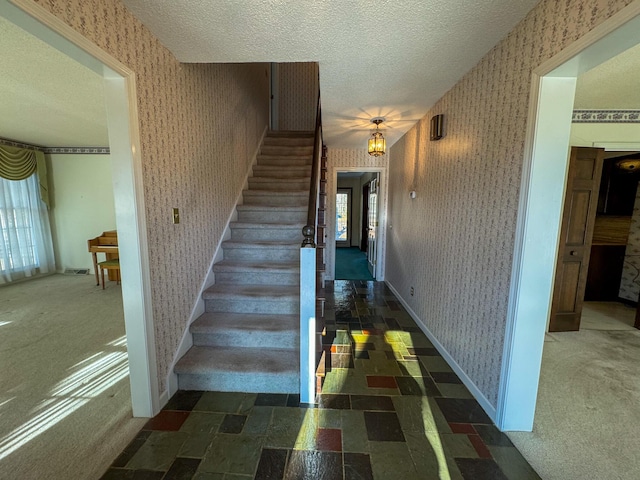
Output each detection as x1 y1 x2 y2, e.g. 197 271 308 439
335 247 374 280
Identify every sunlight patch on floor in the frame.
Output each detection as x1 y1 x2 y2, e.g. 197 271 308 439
0 338 129 460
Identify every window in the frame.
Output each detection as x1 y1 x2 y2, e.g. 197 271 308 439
0 174 54 282
0 202 39 271
336 189 351 243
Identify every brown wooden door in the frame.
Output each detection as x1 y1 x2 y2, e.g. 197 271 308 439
549 147 604 332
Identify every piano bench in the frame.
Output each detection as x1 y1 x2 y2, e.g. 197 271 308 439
97 258 120 290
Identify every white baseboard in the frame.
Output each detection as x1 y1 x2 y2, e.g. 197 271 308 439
158 389 170 410
163 126 268 402
385 280 497 423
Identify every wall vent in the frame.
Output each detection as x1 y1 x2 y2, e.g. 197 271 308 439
64 268 90 275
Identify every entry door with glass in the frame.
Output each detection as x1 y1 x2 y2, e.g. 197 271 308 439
367 177 378 278
336 188 351 247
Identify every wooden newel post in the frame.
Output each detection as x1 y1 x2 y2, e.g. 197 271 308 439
302 225 316 248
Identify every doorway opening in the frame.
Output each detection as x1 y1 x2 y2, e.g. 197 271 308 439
498 2 640 433
1 0 157 421
561 150 640 332
334 171 380 280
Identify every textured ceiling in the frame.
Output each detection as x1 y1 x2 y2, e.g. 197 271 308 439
121 0 542 148
2 2 639 150
574 42 640 109
0 15 108 147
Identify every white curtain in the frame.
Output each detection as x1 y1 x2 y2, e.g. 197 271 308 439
0 173 55 284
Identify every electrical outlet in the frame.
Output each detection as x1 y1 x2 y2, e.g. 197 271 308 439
172 208 180 224
410 287 414 296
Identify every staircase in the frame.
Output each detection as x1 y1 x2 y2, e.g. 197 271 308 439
174 131 314 393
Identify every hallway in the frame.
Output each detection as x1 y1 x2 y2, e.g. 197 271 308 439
101 281 539 479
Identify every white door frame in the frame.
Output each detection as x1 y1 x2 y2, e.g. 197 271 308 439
497 2 640 431
328 167 388 281
3 0 159 417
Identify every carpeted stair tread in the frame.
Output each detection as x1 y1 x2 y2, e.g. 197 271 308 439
222 240 300 248
261 145 313 156
176 345 299 393
253 165 311 176
256 156 313 166
237 205 307 212
190 313 299 349
242 188 309 197
191 312 298 334
230 221 305 229
203 283 299 300
250 176 311 182
213 260 299 273
266 130 314 137
175 346 298 376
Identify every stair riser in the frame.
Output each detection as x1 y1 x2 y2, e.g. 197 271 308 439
248 179 310 191
178 372 299 393
231 228 303 242
215 270 300 286
193 330 299 349
205 298 299 314
257 156 312 167
243 194 308 207
223 247 299 262
237 210 307 223
261 146 313 156
253 167 311 178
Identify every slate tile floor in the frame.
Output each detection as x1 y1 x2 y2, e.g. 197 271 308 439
101 281 540 480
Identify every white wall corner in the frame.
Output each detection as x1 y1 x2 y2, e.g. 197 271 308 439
164 124 268 401
385 280 498 423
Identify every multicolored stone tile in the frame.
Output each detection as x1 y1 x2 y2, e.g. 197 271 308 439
101 281 540 480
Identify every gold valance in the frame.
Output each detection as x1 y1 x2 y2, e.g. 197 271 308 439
0 145 49 207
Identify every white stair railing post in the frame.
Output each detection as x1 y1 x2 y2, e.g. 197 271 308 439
299 232 316 404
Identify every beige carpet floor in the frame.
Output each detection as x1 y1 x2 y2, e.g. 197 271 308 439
509 303 640 480
0 274 145 479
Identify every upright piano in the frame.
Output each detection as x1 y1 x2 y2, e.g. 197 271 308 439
87 230 118 285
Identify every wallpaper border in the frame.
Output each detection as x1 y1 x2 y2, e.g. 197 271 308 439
572 109 640 123
0 137 110 154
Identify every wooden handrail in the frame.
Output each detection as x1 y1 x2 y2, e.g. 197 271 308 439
302 91 322 248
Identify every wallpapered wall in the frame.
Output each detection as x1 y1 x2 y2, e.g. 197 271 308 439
30 0 270 394
619 183 640 301
327 149 388 280
386 0 635 407
278 62 319 131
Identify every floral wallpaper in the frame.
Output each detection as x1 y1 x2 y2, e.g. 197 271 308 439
278 62 319 131
619 183 640 302
386 0 635 407
30 0 270 394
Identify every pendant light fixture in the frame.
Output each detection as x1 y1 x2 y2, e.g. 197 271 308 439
368 117 386 156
